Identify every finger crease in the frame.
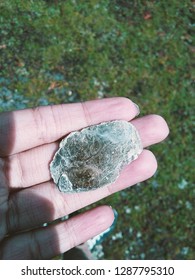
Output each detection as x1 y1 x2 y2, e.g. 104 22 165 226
1 158 9 187
49 105 59 140
15 154 25 188
29 231 43 259
81 102 93 127
32 107 47 144
6 195 20 233
66 219 78 248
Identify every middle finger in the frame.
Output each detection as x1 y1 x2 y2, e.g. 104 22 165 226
5 114 168 189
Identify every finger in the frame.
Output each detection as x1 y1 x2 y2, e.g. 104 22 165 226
7 150 157 233
1 205 114 259
131 114 169 147
6 114 168 189
0 97 139 157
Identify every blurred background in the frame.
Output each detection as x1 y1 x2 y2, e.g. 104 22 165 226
0 0 194 259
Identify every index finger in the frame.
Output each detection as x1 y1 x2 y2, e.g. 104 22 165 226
0 97 139 157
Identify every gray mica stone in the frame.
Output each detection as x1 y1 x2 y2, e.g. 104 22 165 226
50 120 143 193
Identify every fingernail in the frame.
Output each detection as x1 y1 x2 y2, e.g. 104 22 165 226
133 102 140 116
109 206 118 223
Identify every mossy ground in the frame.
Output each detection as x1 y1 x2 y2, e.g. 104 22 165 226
0 0 194 259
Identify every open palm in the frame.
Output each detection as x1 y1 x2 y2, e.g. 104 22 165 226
0 97 169 259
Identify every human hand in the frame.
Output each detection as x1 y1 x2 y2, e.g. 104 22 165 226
0 97 169 259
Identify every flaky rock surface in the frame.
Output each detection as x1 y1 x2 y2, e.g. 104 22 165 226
50 120 143 193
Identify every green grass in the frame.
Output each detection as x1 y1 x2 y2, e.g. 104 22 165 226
0 0 194 259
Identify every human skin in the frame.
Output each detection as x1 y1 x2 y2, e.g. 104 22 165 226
0 97 169 259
